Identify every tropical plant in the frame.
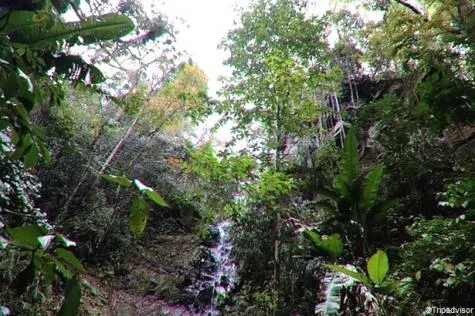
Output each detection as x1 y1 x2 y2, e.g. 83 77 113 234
0 5 134 168
326 250 389 288
316 129 385 256
1 223 84 315
302 229 343 260
396 215 475 309
103 175 168 236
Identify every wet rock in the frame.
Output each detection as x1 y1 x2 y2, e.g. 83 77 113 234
197 286 215 304
188 220 238 314
220 275 230 287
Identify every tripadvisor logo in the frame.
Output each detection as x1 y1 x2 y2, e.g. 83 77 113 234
425 306 474 314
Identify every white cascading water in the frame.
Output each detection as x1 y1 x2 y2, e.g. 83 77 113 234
160 220 238 315
179 219 237 315
202 220 238 315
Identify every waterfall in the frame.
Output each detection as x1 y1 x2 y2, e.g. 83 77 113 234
192 220 238 315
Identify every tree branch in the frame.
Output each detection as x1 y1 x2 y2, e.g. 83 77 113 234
395 0 427 18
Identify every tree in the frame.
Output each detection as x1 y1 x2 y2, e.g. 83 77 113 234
138 63 209 136
218 1 334 307
219 0 329 170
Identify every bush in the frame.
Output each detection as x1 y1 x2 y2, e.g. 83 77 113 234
0 135 48 229
395 216 475 309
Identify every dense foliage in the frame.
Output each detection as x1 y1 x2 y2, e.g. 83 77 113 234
1 0 474 315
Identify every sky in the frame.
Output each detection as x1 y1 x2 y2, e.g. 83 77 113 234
160 0 248 97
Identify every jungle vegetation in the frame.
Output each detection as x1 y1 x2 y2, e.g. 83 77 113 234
0 0 473 315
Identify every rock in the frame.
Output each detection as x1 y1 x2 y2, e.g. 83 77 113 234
197 286 215 304
220 275 230 287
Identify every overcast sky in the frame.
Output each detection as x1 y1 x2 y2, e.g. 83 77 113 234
161 0 250 97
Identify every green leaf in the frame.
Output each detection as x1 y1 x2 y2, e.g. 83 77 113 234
340 129 359 185
303 230 342 259
2 70 20 98
103 174 132 188
37 235 55 250
7 225 44 249
53 258 73 279
37 141 51 165
415 270 421 282
367 250 389 286
129 197 150 236
144 189 168 207
4 11 135 49
52 53 106 83
24 143 39 168
335 177 351 201
56 248 85 273
11 129 20 145
10 134 32 160
57 275 82 316
325 263 371 287
359 165 384 212
42 260 57 285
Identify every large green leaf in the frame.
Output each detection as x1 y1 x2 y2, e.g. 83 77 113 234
56 248 85 273
7 225 44 249
103 174 132 188
367 250 389 286
359 165 384 212
65 14 135 45
338 129 359 186
145 189 168 207
57 275 82 316
129 197 150 236
53 258 73 279
24 143 39 168
335 177 351 201
4 11 134 49
133 179 168 207
42 260 57 286
52 53 106 83
325 263 371 287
